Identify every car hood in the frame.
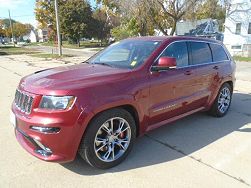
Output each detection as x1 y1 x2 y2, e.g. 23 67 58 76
19 63 131 95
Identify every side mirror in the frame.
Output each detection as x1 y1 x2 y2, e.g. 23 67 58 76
151 57 177 72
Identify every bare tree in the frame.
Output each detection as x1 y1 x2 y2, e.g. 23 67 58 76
146 0 200 35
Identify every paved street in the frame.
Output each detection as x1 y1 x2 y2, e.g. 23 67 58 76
0 55 251 188
25 45 101 57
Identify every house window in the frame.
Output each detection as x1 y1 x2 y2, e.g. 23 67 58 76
248 23 251 34
235 23 241 34
231 45 242 50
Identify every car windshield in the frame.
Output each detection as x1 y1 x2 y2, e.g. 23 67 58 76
88 40 161 69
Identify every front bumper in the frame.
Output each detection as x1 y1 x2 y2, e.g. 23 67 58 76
11 102 89 163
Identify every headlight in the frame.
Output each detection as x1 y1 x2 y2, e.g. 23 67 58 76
39 96 76 110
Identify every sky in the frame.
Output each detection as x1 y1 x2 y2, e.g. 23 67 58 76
0 0 96 27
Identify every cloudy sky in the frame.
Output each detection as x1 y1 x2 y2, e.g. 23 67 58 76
0 0 96 27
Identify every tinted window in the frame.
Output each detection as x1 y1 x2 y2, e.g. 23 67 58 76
190 42 212 65
209 43 229 62
160 42 188 67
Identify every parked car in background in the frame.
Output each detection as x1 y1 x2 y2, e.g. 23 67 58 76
10 36 235 169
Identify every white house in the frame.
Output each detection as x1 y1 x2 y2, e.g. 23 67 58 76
224 0 251 57
23 29 38 43
37 29 48 42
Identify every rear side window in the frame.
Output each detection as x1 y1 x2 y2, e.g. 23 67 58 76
209 43 229 62
160 42 188 67
190 42 212 65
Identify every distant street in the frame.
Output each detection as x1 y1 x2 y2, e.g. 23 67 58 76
25 45 101 57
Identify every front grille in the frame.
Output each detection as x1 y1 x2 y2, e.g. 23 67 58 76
14 90 34 114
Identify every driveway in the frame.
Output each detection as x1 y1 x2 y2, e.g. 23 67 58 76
0 55 251 188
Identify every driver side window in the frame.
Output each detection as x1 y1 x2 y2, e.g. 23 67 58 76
160 42 188 68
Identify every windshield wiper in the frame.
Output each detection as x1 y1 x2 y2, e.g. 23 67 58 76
93 62 113 67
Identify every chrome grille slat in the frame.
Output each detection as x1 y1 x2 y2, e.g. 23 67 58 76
14 90 34 114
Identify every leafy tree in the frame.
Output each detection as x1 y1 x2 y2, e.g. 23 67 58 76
194 0 226 31
95 0 121 29
0 19 31 39
60 0 94 46
92 8 111 43
12 23 31 39
0 18 17 28
35 0 96 44
35 0 58 29
111 18 140 40
35 0 62 41
0 20 5 37
119 0 155 36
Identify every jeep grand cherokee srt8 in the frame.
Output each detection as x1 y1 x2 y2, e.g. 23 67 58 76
10 36 235 169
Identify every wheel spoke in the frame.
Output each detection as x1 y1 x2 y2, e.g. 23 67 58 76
96 143 107 152
115 141 126 150
104 146 112 160
95 137 107 144
110 119 114 133
102 123 111 134
120 126 129 134
118 120 125 131
120 140 129 143
115 120 129 136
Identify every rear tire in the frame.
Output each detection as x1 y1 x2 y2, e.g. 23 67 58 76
209 83 232 117
78 108 136 169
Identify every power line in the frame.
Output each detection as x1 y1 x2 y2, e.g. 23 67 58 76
0 15 35 19
12 15 35 18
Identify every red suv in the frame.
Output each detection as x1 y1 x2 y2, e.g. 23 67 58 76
10 36 235 169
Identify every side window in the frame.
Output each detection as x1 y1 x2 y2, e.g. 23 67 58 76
160 42 188 67
190 42 212 65
209 43 229 62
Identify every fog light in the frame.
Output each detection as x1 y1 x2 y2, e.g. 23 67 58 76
30 126 60 134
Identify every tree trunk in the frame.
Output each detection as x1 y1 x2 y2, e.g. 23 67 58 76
170 19 177 36
78 39 80 47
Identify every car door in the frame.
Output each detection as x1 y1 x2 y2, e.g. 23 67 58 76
209 43 231 91
187 41 216 108
148 41 199 126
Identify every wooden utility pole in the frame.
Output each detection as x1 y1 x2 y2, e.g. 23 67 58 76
8 10 15 47
54 0 62 56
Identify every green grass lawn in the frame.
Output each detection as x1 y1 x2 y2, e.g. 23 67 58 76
233 56 251 62
0 46 38 55
40 41 105 49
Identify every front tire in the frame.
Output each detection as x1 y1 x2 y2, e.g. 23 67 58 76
78 108 136 169
209 83 232 117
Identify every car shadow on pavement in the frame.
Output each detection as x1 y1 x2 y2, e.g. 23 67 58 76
61 92 251 175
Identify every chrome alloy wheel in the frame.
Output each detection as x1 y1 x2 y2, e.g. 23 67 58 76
218 87 231 113
94 117 131 162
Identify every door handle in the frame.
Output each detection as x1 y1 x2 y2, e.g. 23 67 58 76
213 66 219 70
184 70 192 75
